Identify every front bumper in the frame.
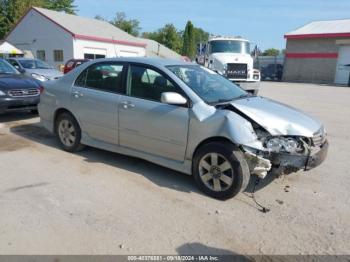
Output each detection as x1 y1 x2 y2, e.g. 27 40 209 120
244 140 329 177
266 139 329 174
0 96 40 114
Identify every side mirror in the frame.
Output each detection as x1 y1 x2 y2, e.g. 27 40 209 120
18 68 26 74
161 92 187 105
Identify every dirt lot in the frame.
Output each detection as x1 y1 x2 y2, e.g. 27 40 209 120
0 82 349 255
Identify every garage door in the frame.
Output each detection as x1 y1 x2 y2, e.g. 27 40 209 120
335 45 350 84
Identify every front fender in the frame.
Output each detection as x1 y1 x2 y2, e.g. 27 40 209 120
186 102 262 159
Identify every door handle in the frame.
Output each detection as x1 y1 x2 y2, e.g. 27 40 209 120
72 91 83 98
121 101 135 109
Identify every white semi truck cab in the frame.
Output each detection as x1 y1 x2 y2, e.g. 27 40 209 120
196 36 260 94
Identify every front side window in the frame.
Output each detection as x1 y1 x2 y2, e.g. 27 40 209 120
127 65 178 102
80 63 124 93
167 65 247 104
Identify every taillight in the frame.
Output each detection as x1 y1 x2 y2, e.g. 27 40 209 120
39 86 44 94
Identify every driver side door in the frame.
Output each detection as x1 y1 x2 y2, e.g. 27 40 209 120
118 64 190 161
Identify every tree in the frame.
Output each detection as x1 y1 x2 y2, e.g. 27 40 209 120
0 0 46 39
0 0 76 39
182 21 195 59
110 12 140 37
44 0 76 14
193 27 209 46
143 24 182 53
262 48 280 56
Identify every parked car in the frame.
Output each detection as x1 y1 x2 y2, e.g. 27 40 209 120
64 59 89 74
7 58 63 82
261 63 283 81
39 58 328 199
0 59 42 114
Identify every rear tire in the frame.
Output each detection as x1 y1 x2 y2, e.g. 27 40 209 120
193 142 250 200
55 112 84 152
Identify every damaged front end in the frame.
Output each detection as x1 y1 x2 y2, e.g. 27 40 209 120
217 101 329 179
241 127 329 179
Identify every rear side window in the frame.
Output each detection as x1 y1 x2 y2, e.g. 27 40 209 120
74 63 125 93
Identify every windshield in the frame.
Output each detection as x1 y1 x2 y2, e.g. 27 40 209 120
167 65 248 104
210 40 250 54
0 60 19 74
18 59 52 69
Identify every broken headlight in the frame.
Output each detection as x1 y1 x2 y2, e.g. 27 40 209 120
265 137 302 153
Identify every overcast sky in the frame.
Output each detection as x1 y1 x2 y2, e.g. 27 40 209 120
74 0 350 50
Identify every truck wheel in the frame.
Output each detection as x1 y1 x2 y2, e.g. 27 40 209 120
193 142 250 200
55 112 84 152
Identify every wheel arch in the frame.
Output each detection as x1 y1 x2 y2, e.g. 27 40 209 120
192 136 239 164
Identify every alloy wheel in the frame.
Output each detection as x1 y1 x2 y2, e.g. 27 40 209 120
198 153 234 192
58 119 76 147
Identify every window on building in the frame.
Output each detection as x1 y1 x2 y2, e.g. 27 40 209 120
53 50 64 62
127 65 178 102
82 63 124 93
37 50 46 61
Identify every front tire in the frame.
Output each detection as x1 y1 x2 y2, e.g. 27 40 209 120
193 142 250 200
55 112 84 152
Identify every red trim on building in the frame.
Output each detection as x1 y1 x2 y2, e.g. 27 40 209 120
285 52 338 59
6 7 146 48
284 33 350 39
74 34 146 47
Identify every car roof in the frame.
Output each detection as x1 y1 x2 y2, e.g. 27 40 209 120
93 57 193 67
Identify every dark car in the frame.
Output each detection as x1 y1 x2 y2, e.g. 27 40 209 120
261 63 283 81
0 59 42 114
63 59 89 74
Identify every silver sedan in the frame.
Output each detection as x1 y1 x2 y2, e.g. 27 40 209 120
38 57 328 199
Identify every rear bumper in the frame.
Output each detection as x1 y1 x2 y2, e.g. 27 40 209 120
0 96 40 113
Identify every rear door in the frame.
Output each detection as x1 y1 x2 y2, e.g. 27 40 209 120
71 62 126 144
118 64 190 161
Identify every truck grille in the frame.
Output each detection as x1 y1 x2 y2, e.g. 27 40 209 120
8 89 40 97
226 63 248 79
312 127 326 147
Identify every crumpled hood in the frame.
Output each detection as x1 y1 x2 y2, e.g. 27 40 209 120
230 96 322 137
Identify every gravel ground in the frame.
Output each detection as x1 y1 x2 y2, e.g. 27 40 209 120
0 82 349 255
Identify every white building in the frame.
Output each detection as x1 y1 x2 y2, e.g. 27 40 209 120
6 7 147 68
